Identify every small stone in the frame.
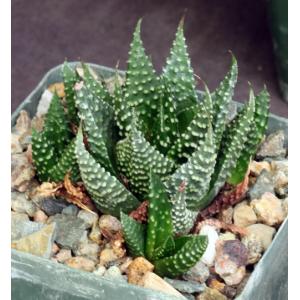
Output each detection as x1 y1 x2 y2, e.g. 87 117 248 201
218 232 236 241
99 248 119 266
11 154 35 192
199 225 219 266
11 211 29 222
99 215 122 233
282 198 288 215
12 218 44 240
242 234 263 264
11 192 37 217
207 279 236 299
62 205 79 216
273 170 288 197
55 249 72 263
119 257 133 274
14 110 31 135
40 197 68 216
31 115 44 132
89 222 102 244
127 257 154 285
65 256 95 272
139 272 185 299
183 261 210 283
11 134 23 154
78 210 99 229
164 278 206 293
217 207 233 224
33 210 48 223
36 89 53 116
246 224 276 251
250 160 271 176
256 130 286 159
48 214 87 250
248 170 274 200
196 288 227 300
104 266 125 282
233 202 257 227
11 223 56 259
250 192 286 226
48 82 65 98
214 240 248 286
271 160 288 175
73 241 100 262
93 265 106 276
51 243 60 255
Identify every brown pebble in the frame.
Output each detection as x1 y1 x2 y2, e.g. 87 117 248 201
33 209 48 223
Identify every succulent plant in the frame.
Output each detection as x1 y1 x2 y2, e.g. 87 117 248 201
121 173 208 277
32 19 270 234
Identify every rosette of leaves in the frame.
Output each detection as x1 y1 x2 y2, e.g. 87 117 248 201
33 18 270 232
121 173 208 278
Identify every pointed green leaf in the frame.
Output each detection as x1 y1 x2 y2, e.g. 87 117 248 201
75 128 140 216
120 212 145 257
62 61 79 124
125 19 162 136
145 173 173 261
81 63 112 105
200 90 255 209
212 55 238 147
43 91 71 154
228 87 270 184
48 139 80 182
116 125 175 196
163 19 198 117
32 129 57 182
154 235 208 277
75 83 116 174
152 236 175 261
167 126 217 209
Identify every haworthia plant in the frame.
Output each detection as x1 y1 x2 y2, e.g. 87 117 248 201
121 173 208 277
32 18 270 236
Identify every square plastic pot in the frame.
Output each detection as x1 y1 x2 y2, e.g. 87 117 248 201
11 63 288 300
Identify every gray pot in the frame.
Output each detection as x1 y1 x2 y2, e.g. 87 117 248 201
11 63 288 300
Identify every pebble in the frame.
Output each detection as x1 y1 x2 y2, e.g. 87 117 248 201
199 225 219 266
48 82 65 98
99 215 122 234
127 257 154 285
14 110 31 135
78 210 99 229
248 170 274 200
93 265 106 276
11 192 37 217
12 219 44 241
271 160 288 175
55 249 72 263
89 222 102 244
11 153 35 192
183 261 210 283
99 248 121 267
11 133 23 154
249 160 271 176
217 207 233 224
250 192 286 226
273 170 288 197
40 197 68 216
218 232 236 241
51 243 60 256
282 198 288 215
256 130 286 159
119 257 133 274
104 266 126 282
196 287 227 300
62 204 79 216
233 202 257 227
11 211 29 222
207 278 236 299
11 223 56 259
242 233 263 264
36 89 53 116
164 278 206 293
48 214 87 250
73 241 100 263
245 224 276 251
65 256 96 272
33 209 48 223
214 240 248 286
